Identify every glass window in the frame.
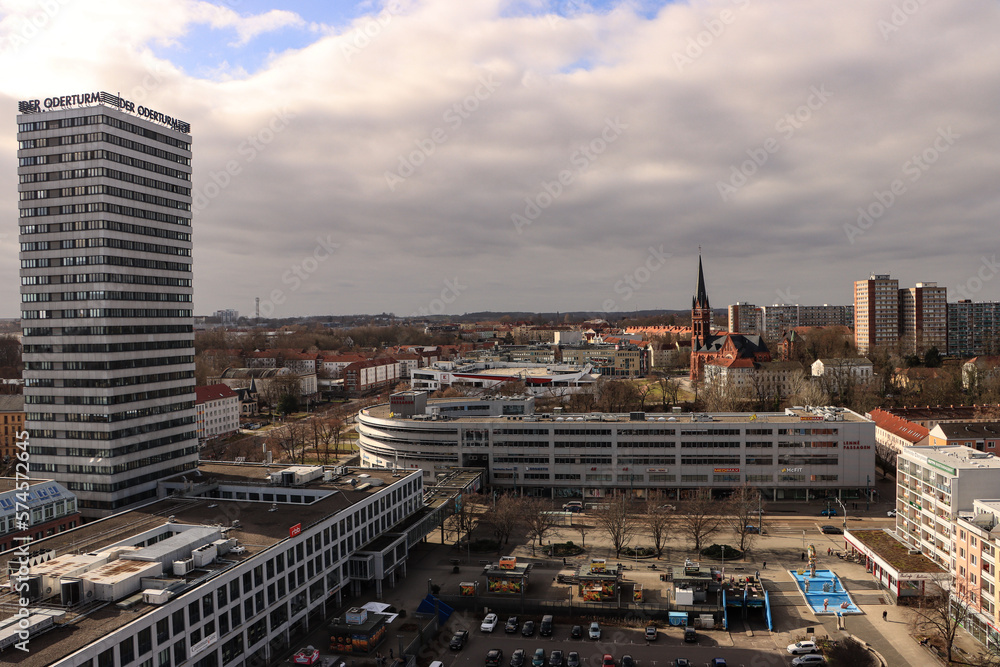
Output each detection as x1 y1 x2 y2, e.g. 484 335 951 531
138 627 152 655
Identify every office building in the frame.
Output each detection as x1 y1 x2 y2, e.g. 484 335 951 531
17 92 196 516
899 282 947 355
0 464 436 667
854 274 899 354
949 301 1000 358
358 393 876 502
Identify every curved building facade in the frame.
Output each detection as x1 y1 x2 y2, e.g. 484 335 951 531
357 394 877 502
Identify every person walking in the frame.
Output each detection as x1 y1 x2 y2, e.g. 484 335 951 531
882 610 888 621
762 561 766 569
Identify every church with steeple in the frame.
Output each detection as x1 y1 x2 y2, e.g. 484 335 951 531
689 254 771 381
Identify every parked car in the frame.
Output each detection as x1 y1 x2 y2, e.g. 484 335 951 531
684 627 697 643
745 524 760 534
522 621 536 637
589 622 601 640
644 626 656 641
887 509 897 517
481 614 498 633
549 650 563 667
787 640 819 655
821 525 843 535
532 649 546 667
486 650 504 667
674 661 690 667
791 656 827 666
602 655 614 667
621 655 635 667
710 660 727 667
566 652 580 667
505 617 520 634
450 631 469 650
570 625 583 639
821 508 838 517
510 649 526 667
540 615 554 637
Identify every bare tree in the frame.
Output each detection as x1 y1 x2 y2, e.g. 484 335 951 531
788 374 830 408
724 484 761 555
657 376 681 410
452 493 483 544
636 383 653 411
592 496 641 558
522 498 559 555
269 421 309 463
566 386 597 413
480 495 524 548
642 495 675 558
576 522 590 550
677 488 723 552
310 417 337 464
910 586 969 664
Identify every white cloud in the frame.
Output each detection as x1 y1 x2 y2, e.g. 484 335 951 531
0 0 999 318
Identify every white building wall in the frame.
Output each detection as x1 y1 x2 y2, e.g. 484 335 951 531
18 101 196 517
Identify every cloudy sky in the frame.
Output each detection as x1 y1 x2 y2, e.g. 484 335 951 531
1 0 998 319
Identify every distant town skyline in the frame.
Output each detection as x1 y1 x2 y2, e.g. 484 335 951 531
3 0 999 317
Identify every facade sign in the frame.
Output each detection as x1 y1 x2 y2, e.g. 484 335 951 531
713 467 740 473
190 632 218 657
18 91 191 132
927 458 957 476
290 523 302 538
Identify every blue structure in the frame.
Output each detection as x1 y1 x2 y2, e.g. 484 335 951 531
788 569 861 615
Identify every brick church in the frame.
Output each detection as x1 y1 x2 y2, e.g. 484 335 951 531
689 255 772 380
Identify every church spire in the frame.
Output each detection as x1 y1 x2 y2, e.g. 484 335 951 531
694 252 710 310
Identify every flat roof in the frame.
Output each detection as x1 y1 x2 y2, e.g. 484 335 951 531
0 465 420 667
364 402 869 424
901 445 1000 470
845 529 946 574
0 477 49 492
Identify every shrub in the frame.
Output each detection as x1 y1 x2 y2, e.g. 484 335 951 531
700 544 743 559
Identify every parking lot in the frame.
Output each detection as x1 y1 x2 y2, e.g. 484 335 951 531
446 621 797 667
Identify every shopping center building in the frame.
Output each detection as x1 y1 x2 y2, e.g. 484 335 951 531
357 392 877 501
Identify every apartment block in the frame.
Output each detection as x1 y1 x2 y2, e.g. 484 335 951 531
949 301 1000 357
896 446 1000 571
899 282 947 355
194 384 240 441
0 395 25 461
760 304 799 341
854 274 900 354
728 302 762 335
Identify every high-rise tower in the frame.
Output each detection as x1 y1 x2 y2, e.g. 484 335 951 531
17 92 196 517
853 274 899 355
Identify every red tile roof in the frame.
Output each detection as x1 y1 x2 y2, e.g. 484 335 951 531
867 408 929 444
195 384 238 404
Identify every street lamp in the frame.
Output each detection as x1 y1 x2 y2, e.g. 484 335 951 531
834 497 847 531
